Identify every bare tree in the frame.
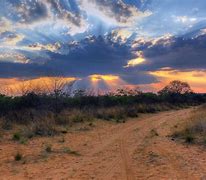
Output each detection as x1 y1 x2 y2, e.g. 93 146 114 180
43 77 75 113
73 89 87 97
43 77 64 95
0 85 13 96
13 79 32 96
115 87 142 96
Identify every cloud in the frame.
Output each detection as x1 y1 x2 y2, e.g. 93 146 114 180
45 0 88 35
13 1 48 24
46 0 82 26
1 26 206 88
110 29 134 43
0 18 13 34
129 31 206 72
4 0 88 35
0 61 53 78
26 42 61 52
0 52 30 64
44 35 133 76
150 69 206 93
0 0 206 93
173 16 197 24
80 0 151 26
124 51 146 68
0 32 24 46
0 35 156 86
70 74 127 94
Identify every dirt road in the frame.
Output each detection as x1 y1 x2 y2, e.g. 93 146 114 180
1 107 206 179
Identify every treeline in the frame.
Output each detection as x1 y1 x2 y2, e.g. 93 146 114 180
0 85 205 116
0 80 205 137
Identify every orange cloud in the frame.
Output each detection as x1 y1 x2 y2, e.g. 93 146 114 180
90 74 119 82
88 74 127 93
124 51 146 68
0 71 205 96
149 69 206 93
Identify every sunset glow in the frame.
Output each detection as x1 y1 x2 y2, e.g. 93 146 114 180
0 77 76 96
149 69 206 93
90 75 120 82
0 0 206 94
125 51 146 68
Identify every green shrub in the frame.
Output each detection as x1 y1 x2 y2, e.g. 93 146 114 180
20 138 28 145
12 132 21 141
185 134 195 143
45 144 52 153
14 152 22 161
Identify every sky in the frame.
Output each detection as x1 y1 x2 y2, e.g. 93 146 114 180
0 0 206 94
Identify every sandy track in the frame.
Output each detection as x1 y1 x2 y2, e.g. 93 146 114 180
1 107 206 179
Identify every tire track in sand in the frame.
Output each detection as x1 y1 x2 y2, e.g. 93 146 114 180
119 136 135 180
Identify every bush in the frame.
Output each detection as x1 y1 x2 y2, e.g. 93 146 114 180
0 89 204 140
185 134 195 143
32 118 58 136
12 132 21 141
14 152 22 161
1 118 12 130
45 144 52 153
96 107 126 121
125 106 139 118
68 109 94 123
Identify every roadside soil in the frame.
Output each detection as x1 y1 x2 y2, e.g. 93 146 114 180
1 107 206 180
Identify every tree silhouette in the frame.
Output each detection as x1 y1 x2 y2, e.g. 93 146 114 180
158 80 193 95
115 88 142 96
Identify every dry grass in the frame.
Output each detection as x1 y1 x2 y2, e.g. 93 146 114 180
0 103 190 140
172 104 206 144
95 107 126 121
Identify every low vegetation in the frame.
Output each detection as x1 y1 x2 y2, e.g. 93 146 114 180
45 144 52 153
172 104 206 145
62 147 80 156
14 152 23 161
0 80 205 140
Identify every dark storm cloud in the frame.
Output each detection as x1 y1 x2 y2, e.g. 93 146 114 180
2 31 206 84
45 35 133 76
120 71 158 84
0 0 206 90
0 62 52 78
1 35 131 77
1 29 206 86
0 35 157 84
132 32 206 71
